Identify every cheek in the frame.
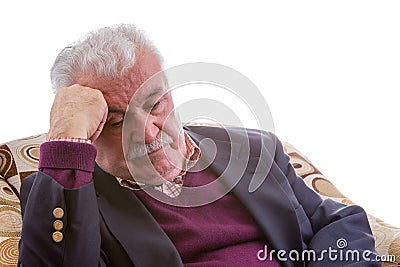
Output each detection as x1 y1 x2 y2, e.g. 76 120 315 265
158 104 180 135
95 131 124 158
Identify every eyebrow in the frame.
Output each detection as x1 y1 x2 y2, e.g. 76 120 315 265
145 87 164 101
107 87 165 116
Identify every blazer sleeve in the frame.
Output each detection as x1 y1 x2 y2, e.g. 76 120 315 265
17 141 107 266
272 133 380 266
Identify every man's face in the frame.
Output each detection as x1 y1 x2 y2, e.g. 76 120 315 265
78 49 186 184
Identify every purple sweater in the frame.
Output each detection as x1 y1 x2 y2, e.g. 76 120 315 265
39 141 281 266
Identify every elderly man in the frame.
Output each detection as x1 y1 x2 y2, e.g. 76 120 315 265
18 24 379 267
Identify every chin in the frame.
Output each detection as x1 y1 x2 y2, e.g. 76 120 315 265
130 161 179 184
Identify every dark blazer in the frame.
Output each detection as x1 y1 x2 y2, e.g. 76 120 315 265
18 126 379 266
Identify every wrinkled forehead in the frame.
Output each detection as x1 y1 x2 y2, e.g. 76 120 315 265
128 67 167 104
77 50 166 110
126 50 166 97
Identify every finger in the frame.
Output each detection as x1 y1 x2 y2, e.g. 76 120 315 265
90 108 108 142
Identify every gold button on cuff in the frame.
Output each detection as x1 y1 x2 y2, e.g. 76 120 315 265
53 207 64 219
53 220 63 231
52 231 63 243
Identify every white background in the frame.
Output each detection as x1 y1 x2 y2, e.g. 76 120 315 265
0 1 399 226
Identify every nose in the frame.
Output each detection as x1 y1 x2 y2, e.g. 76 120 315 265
125 112 159 145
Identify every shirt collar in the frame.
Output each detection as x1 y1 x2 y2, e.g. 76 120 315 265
115 131 201 198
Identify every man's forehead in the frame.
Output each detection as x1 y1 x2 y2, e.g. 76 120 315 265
128 49 164 87
106 84 166 114
80 50 165 110
107 77 168 113
118 51 164 93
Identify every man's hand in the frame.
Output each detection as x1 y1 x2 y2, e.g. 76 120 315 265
47 84 108 142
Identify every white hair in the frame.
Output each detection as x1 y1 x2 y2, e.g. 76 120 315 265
50 23 163 92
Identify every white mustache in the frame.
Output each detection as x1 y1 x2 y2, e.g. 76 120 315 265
126 131 174 160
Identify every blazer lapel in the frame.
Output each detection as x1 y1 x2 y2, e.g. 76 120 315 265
93 165 184 267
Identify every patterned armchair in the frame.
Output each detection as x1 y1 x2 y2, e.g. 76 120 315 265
0 133 399 266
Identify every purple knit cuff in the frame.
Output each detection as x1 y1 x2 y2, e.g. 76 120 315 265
39 141 97 172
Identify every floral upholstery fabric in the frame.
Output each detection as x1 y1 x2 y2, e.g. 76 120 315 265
0 133 398 266
0 134 43 267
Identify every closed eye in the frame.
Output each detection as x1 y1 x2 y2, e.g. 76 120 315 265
111 120 123 127
144 100 162 113
152 101 160 110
